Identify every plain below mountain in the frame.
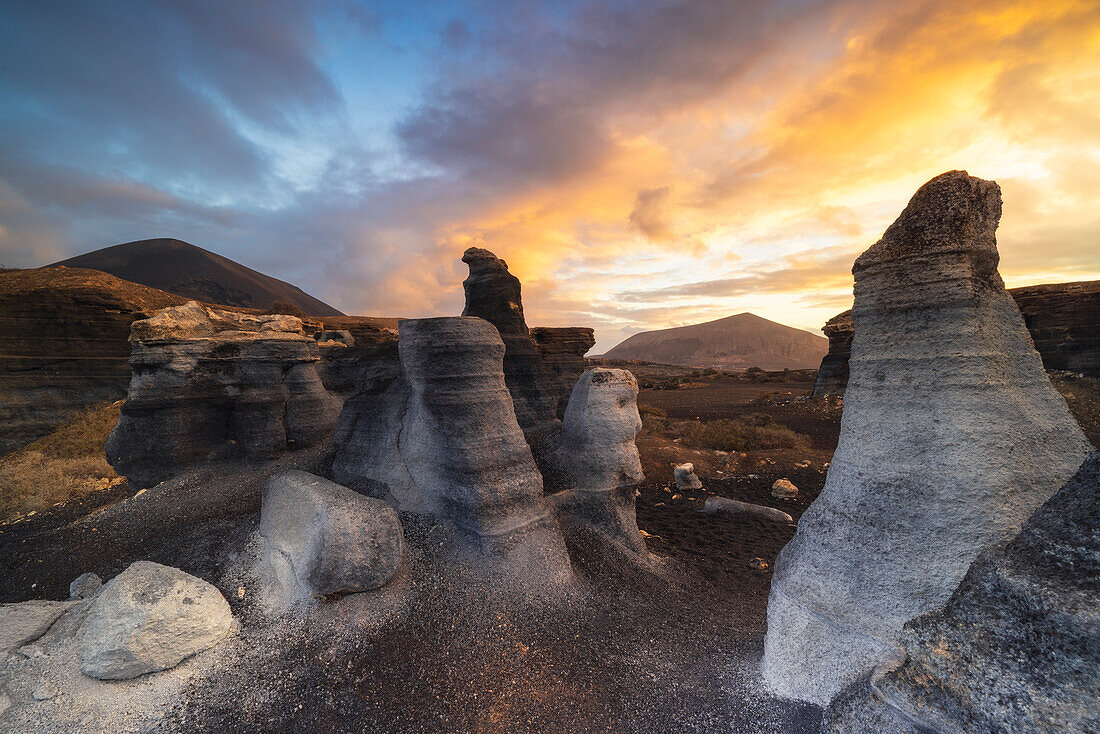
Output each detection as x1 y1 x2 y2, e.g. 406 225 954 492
602 313 828 371
53 238 343 317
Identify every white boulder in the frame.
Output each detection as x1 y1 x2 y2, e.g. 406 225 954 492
79 561 233 680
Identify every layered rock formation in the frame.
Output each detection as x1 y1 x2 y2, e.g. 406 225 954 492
311 317 399 397
531 326 596 414
260 470 405 598
763 171 1093 705
551 368 647 556
811 311 853 396
824 451 1100 733
336 317 573 585
1012 279 1100 373
813 279 1100 395
106 302 339 488
461 248 567 457
0 267 189 455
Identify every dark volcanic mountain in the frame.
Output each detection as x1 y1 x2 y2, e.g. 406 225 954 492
602 312 828 370
53 238 343 316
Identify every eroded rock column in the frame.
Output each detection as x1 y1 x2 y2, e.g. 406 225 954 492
824 452 1100 733
551 368 647 557
763 171 1092 705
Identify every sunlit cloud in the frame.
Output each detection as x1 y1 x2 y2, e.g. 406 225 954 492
1 0 1097 352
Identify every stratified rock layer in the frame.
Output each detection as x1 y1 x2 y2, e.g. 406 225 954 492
551 368 646 555
813 280 1100 395
531 326 596 415
811 311 853 396
337 317 573 586
106 302 339 487
0 267 190 456
461 248 566 458
824 451 1100 734
763 171 1092 705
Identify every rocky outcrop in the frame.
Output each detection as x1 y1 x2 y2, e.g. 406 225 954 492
260 470 404 598
106 302 339 488
531 326 596 414
811 311 853 396
824 451 1100 734
461 248 567 459
0 267 190 456
335 317 573 585
813 280 1100 395
763 171 1093 705
551 368 647 556
311 318 399 397
1011 280 1100 373
79 561 233 680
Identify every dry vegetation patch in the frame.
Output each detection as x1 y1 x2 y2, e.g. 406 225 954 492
0 401 123 522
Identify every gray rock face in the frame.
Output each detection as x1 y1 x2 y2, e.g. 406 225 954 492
763 171 1093 706
106 302 339 488
530 326 597 415
0 600 76 654
260 470 404 597
824 451 1100 733
461 248 569 467
811 311 853 397
79 561 233 680
336 317 572 584
551 368 646 555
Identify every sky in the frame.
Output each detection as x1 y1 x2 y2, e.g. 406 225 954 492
1 0 1098 353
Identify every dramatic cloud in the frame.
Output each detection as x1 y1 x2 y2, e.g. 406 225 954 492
1 0 1097 351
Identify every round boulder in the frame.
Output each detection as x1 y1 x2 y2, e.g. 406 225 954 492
79 561 233 680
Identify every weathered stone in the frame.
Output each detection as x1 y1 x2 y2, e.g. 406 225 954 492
0 267 189 456
770 478 798 499
673 463 702 490
764 171 1093 705
811 311 853 397
531 326 596 415
260 470 404 597
336 317 573 587
106 301 339 488
814 280 1100 396
703 497 793 523
461 248 567 464
824 451 1100 733
68 573 103 600
551 369 646 555
79 561 233 680
0 600 76 654
313 318 400 397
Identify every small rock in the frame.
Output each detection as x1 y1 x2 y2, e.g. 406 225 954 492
674 463 703 490
671 493 682 500
771 478 799 499
80 561 233 680
68 572 103 600
749 558 769 572
31 681 57 701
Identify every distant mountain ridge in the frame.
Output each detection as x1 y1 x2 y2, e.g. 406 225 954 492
602 312 828 371
52 238 343 317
